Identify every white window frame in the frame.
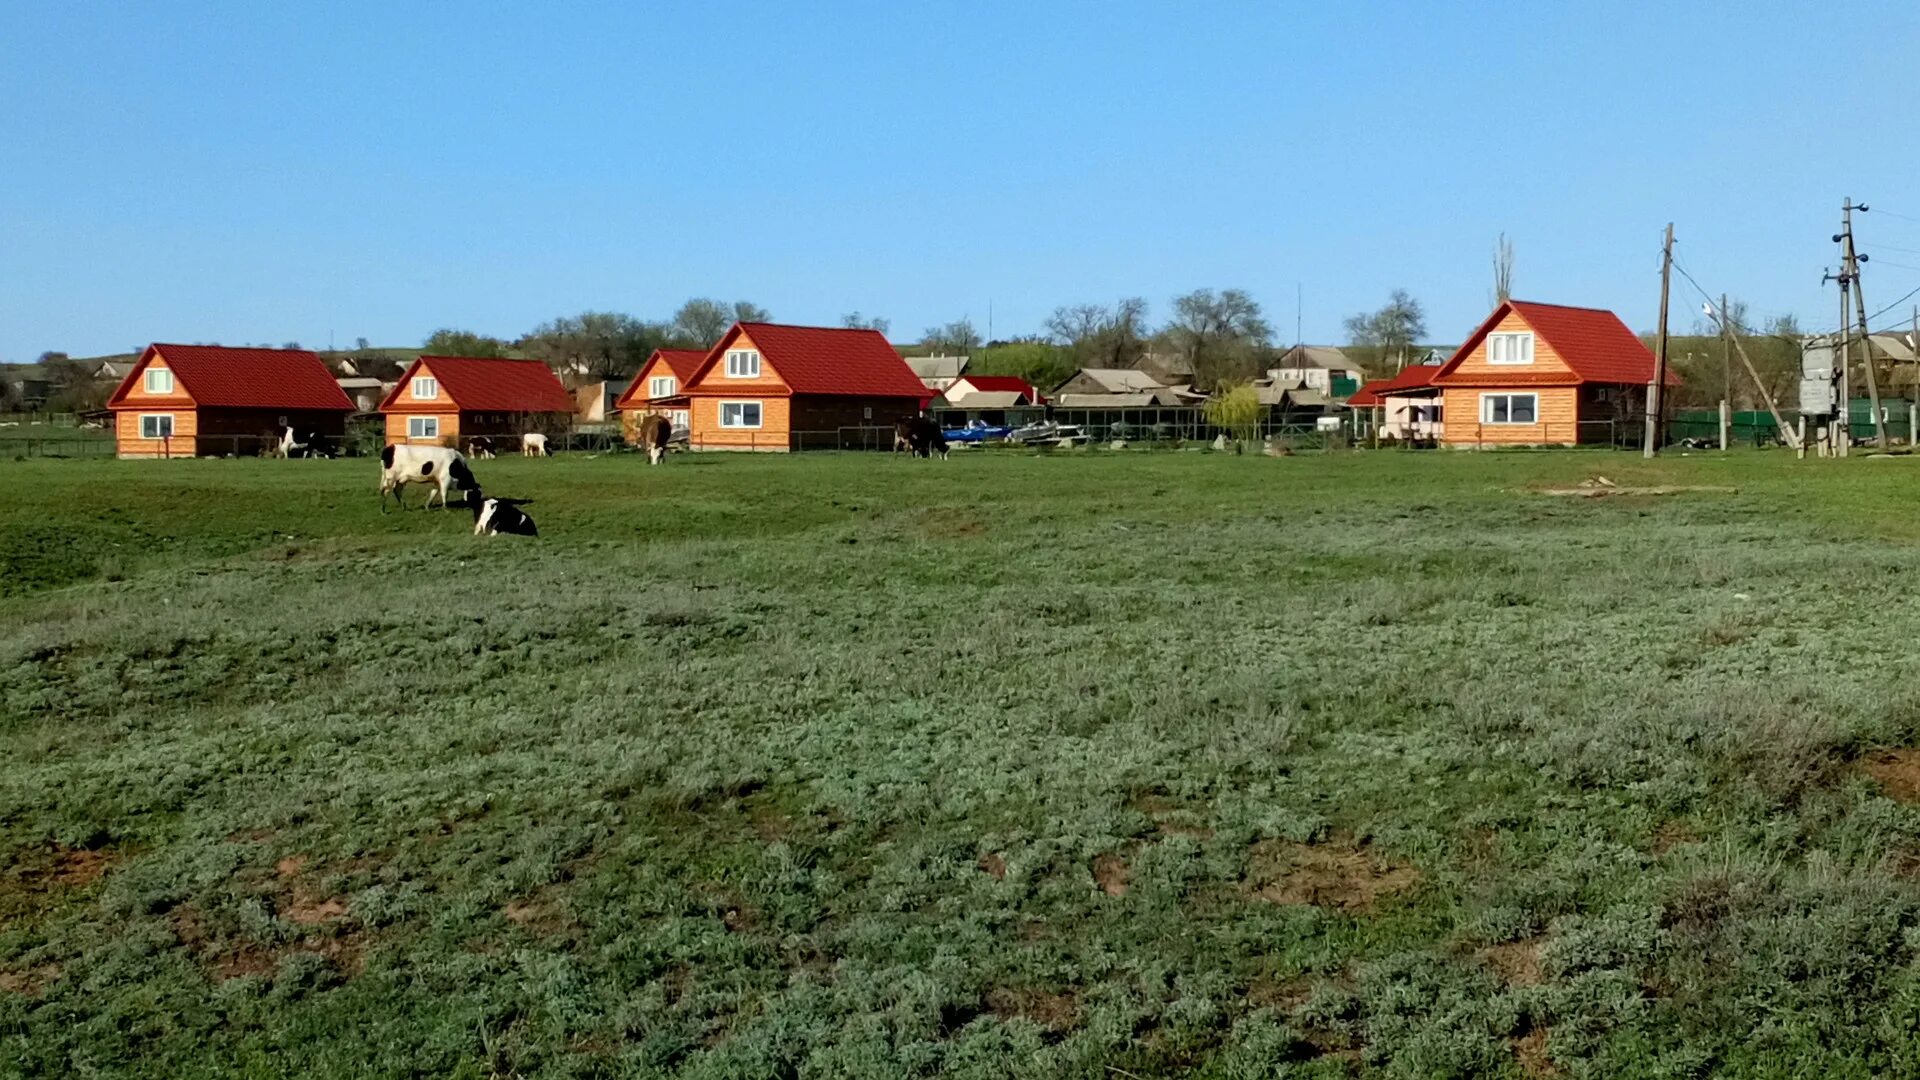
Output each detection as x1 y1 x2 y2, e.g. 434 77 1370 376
1487 332 1535 366
649 375 676 399
670 409 690 432
144 368 174 394
718 400 763 429
412 376 438 400
1480 392 1539 425
408 416 440 439
724 350 761 378
139 413 174 439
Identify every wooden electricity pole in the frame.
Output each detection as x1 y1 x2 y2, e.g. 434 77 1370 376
1644 223 1674 458
1705 300 1800 450
1719 292 1732 449
1841 199 1886 448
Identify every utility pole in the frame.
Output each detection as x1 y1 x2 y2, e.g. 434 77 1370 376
1719 292 1732 450
1704 300 1800 450
1644 223 1674 458
1840 199 1885 447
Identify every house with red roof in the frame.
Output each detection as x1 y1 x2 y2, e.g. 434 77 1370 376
378 355 574 447
679 323 931 451
107 344 354 458
612 347 708 443
1431 300 1678 447
942 374 1046 407
1346 363 1445 443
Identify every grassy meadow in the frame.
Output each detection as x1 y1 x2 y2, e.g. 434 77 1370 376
7 448 1920 1078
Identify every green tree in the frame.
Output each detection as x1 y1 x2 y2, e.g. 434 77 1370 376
672 299 770 346
1203 382 1262 449
520 312 660 381
423 328 508 358
971 338 1075 392
1167 289 1271 390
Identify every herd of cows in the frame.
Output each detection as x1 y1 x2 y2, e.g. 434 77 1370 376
358 413 950 540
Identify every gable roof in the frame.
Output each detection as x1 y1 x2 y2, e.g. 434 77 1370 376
1434 301 1677 386
108 344 354 411
380 355 574 412
907 355 969 381
613 348 709 410
1068 368 1168 393
952 375 1044 403
1274 345 1355 371
690 323 930 398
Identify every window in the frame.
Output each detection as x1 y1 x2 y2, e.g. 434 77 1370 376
139 414 174 439
670 409 690 431
719 401 763 428
1481 393 1538 424
1487 332 1535 365
412 376 438 399
649 376 677 398
144 368 174 394
863 406 873 420
408 416 440 439
725 350 761 378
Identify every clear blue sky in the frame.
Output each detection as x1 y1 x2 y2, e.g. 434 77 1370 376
3 2 1917 362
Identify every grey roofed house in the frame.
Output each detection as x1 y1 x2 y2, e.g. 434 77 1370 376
944 390 1031 409
907 355 968 390
1866 332 1918 363
1274 344 1352 369
1052 367 1169 396
92 360 135 381
1054 388 1188 408
1132 351 1194 386
335 376 390 412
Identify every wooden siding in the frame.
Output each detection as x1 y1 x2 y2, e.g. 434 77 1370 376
1446 310 1576 380
1440 386 1580 446
114 355 197 409
686 329 788 396
115 408 198 458
384 361 448 411
690 396 791 451
385 411 460 447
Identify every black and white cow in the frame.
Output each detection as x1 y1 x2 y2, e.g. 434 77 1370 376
379 444 476 511
276 425 331 459
466 437 497 459
467 490 538 536
901 416 948 460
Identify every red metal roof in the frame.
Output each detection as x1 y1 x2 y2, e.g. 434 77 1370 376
690 322 930 399
381 356 574 413
1345 381 1387 407
108 344 353 411
954 375 1045 401
1434 300 1679 387
613 349 709 411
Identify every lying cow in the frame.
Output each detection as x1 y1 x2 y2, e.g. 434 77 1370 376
466 437 497 459
379 444 476 511
901 416 948 460
521 433 550 457
276 425 331 459
636 414 672 465
466 489 538 536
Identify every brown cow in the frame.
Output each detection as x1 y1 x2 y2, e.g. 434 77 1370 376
637 414 672 465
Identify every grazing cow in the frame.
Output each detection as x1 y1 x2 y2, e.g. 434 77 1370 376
276 425 331 459
467 437 497 459
521 433 550 457
467 490 538 536
379 444 476 512
636 414 672 465
892 418 914 454
902 416 948 460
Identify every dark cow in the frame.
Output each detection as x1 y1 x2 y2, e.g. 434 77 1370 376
380 444 477 511
636 414 672 465
900 416 948 460
276 425 331 459
892 418 914 454
467 490 538 536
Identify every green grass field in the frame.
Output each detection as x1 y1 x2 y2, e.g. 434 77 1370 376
7 449 1920 1078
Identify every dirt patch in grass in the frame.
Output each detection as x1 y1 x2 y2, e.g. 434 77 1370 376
0 843 123 925
172 902 366 981
1479 937 1547 987
1862 750 1920 803
914 508 985 538
286 894 348 925
1129 791 1216 840
1652 821 1698 854
1513 1028 1560 1077
0 963 61 996
979 852 1007 880
1246 834 1418 912
275 854 308 878
1245 974 1316 1011
1092 853 1130 897
985 986 1079 1031
1534 477 1737 498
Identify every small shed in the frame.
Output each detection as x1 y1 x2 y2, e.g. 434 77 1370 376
106 344 353 458
378 356 574 447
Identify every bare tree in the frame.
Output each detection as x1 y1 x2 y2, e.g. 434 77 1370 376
1166 289 1271 389
922 318 982 355
671 299 770 346
521 311 661 381
840 312 891 335
423 328 508 357
1344 290 1428 372
1492 233 1515 305
1045 298 1150 367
